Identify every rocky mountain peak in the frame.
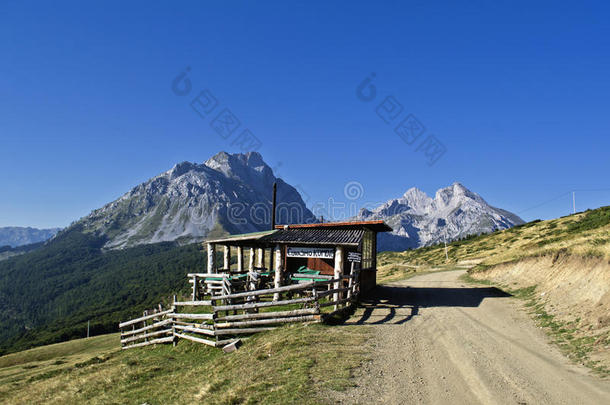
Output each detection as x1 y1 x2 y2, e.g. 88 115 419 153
402 186 427 198
433 182 484 208
204 151 273 184
75 151 314 249
355 182 523 251
169 161 197 180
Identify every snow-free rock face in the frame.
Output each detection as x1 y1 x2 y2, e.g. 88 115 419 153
0 227 61 248
355 182 524 251
76 151 316 249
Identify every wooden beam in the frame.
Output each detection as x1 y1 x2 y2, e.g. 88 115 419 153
173 300 213 306
318 287 349 298
347 262 355 300
213 296 315 312
257 247 264 268
215 314 319 329
237 246 243 272
287 273 333 280
334 246 344 307
120 319 173 337
192 275 198 301
249 247 255 271
173 320 214 329
216 307 318 322
174 332 216 347
173 324 216 336
121 336 174 350
214 327 277 336
223 245 230 271
119 309 173 328
212 279 336 301
171 313 215 321
187 273 230 278
121 329 172 344
207 243 215 274
274 244 282 300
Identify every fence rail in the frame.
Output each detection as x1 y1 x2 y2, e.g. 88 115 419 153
119 268 360 350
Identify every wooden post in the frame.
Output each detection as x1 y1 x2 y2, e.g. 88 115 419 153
143 310 148 343
334 246 344 309
372 232 377 287
249 247 255 271
269 248 274 272
237 246 243 272
274 244 283 301
257 247 264 268
207 243 215 274
192 275 198 301
347 262 355 302
172 295 177 346
223 245 230 272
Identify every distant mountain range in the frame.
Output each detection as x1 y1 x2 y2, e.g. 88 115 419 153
1 154 523 253
356 182 524 251
73 151 315 249
0 227 61 248
48 152 523 251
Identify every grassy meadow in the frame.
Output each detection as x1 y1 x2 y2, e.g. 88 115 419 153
377 206 610 274
0 323 369 404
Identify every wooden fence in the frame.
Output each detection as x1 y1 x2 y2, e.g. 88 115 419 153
119 269 360 350
119 308 175 349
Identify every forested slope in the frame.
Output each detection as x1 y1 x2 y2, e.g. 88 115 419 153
0 226 205 355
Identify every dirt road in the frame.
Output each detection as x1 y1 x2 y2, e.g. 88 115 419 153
336 270 610 404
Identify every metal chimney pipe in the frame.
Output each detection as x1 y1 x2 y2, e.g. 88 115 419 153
271 182 277 230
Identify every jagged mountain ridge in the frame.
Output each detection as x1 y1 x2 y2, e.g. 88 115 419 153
75 152 315 249
0 227 61 248
356 182 524 251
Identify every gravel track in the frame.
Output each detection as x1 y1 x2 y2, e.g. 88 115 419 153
334 270 610 404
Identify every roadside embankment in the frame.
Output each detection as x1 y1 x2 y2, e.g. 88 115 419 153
469 251 610 375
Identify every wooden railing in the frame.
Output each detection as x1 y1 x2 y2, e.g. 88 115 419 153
119 269 360 350
119 308 174 349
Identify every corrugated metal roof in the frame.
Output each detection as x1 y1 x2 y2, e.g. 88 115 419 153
274 220 393 232
259 228 365 246
205 230 277 244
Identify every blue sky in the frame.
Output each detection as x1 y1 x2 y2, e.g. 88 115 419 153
1 1 609 228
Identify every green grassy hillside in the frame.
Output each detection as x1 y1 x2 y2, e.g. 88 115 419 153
378 206 610 274
0 226 206 355
0 324 368 404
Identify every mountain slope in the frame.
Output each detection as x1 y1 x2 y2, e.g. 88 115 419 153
0 227 60 248
0 227 205 355
0 151 318 354
357 182 524 251
77 151 315 249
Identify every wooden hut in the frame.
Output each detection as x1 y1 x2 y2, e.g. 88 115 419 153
204 220 392 294
119 220 393 350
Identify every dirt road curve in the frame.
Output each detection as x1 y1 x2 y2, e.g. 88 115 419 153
336 270 610 405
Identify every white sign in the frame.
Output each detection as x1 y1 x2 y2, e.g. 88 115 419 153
286 247 334 259
347 252 362 263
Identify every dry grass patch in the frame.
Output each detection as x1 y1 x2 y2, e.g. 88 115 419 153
379 206 610 271
0 323 369 404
